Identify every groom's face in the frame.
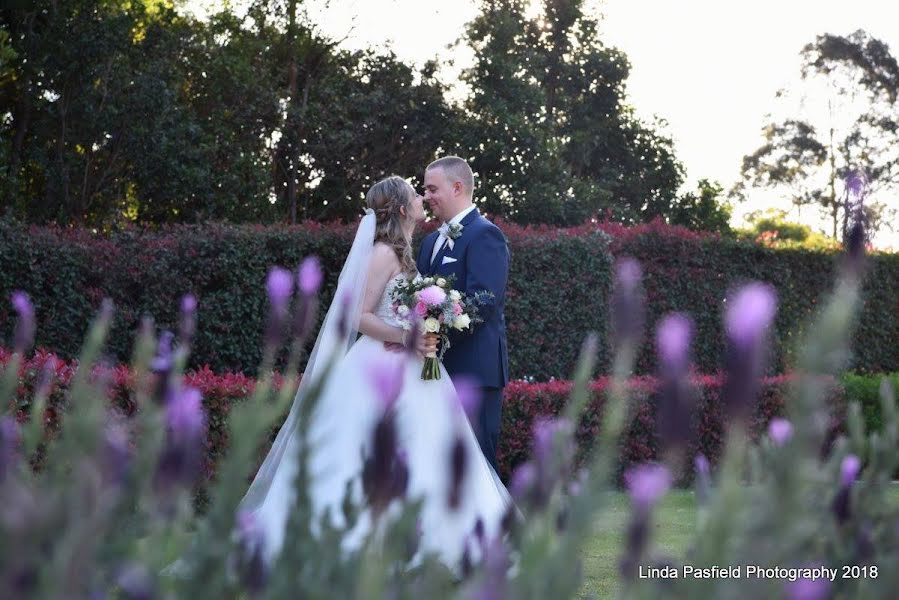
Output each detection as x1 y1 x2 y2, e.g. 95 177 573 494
423 167 452 222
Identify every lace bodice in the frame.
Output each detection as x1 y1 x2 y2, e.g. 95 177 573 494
375 274 410 327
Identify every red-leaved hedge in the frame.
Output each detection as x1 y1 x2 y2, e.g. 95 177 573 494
2 348 851 487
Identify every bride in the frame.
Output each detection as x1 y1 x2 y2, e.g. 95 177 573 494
237 175 515 572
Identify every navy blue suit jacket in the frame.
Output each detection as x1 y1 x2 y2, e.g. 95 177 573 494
416 208 510 388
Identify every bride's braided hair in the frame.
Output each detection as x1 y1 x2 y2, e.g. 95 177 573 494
365 176 416 275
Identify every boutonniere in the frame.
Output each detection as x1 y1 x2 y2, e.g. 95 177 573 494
445 222 464 240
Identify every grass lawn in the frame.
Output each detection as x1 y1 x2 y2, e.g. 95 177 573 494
578 484 899 599
578 490 696 599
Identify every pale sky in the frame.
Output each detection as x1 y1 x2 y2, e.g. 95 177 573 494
184 0 899 248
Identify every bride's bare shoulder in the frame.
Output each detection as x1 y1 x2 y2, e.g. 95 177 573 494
370 241 400 270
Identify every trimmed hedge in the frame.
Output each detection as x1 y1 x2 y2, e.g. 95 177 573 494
7 347 891 488
598 219 899 376
839 372 899 434
0 219 612 382
1 218 897 380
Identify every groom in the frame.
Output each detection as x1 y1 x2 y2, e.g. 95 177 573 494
416 156 510 473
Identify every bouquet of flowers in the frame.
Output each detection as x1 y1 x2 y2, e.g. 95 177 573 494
390 274 492 380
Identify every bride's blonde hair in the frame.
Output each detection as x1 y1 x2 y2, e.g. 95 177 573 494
365 175 416 275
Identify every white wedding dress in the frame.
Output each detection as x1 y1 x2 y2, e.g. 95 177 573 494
247 272 514 570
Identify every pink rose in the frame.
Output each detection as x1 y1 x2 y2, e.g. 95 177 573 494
452 303 463 316
415 301 428 317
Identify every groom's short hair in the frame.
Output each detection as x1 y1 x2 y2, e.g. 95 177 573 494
427 156 474 196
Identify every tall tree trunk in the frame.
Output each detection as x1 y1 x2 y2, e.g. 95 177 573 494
827 117 838 239
8 13 36 187
286 0 299 224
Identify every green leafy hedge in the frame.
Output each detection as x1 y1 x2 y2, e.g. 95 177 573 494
1 219 896 381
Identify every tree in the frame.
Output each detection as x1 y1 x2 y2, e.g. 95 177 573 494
735 30 899 241
455 0 685 226
0 1 246 226
739 207 841 250
1 0 462 226
667 179 732 235
299 52 460 221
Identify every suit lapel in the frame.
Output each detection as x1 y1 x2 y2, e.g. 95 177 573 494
420 231 439 274
424 208 480 274
433 238 451 272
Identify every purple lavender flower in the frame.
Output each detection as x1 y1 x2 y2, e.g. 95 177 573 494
35 356 59 398
844 169 868 262
694 453 710 477
11 291 35 352
832 454 861 525
151 331 175 375
266 267 293 309
231 510 268 594
99 298 115 322
725 283 777 350
103 422 131 487
785 575 831 600
656 313 693 372
366 356 405 411
264 268 293 348
532 418 557 464
155 387 206 493
179 294 197 344
846 170 866 199
656 313 695 455
510 462 537 501
620 463 671 580
840 454 861 486
532 417 573 466
624 463 672 511
448 436 468 510
610 257 645 348
723 282 778 420
291 257 323 342
336 291 353 338
0 416 21 482
298 256 323 297
694 453 711 504
361 413 408 517
500 504 519 534
451 375 482 421
166 387 205 438
473 517 485 545
468 537 511 599
115 563 157 600
768 418 793 447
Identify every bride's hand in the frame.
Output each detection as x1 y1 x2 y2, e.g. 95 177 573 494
417 333 438 357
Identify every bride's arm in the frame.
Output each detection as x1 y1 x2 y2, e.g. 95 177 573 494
358 244 407 345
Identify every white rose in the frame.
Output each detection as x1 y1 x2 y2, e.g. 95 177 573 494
397 305 410 316
423 277 434 285
424 317 441 333
449 290 461 302
436 278 447 288
452 314 471 331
